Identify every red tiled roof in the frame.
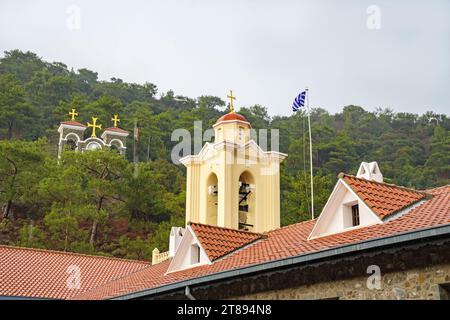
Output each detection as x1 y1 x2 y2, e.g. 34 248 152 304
103 127 129 134
0 246 149 299
72 185 450 300
190 222 264 261
342 174 428 219
61 121 86 127
216 113 248 124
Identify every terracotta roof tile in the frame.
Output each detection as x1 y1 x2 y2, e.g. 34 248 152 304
190 222 264 261
72 185 449 300
103 127 129 134
0 246 149 299
342 174 427 219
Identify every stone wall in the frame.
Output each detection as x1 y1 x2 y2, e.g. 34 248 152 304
233 263 450 300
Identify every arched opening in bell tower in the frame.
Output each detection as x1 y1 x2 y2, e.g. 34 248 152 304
66 139 77 151
238 171 255 231
64 133 79 151
206 172 218 226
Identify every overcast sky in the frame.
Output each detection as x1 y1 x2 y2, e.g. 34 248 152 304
0 0 449 116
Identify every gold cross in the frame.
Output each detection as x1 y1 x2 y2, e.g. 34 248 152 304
227 90 236 113
111 114 120 127
87 117 102 137
68 108 78 121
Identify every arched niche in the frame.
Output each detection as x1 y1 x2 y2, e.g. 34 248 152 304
110 144 120 153
64 133 80 142
64 133 80 151
110 139 124 149
65 139 77 151
206 172 218 226
238 171 255 231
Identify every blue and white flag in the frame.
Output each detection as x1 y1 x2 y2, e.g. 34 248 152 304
292 91 306 112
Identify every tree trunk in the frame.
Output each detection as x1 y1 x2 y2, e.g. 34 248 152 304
3 157 17 220
64 223 69 251
89 196 104 246
28 219 34 243
7 120 13 140
89 221 98 246
147 137 151 161
2 200 13 220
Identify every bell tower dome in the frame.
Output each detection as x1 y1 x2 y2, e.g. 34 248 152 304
180 92 287 233
213 112 251 145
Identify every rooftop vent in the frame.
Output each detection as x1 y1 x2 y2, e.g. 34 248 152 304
356 161 383 183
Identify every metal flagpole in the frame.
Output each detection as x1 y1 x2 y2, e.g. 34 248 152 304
133 119 139 178
306 87 314 219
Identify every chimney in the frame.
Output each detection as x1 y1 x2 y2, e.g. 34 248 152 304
169 227 185 257
356 161 383 183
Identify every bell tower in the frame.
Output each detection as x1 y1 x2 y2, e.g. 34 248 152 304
180 91 287 233
57 110 129 157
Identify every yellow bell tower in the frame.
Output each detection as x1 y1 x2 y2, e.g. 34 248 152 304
180 92 287 233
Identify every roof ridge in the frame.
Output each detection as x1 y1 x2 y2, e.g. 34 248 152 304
188 221 265 237
0 244 150 265
269 218 317 233
211 234 266 263
339 173 430 195
424 184 450 193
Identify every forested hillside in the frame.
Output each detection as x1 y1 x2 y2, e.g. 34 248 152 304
0 50 448 261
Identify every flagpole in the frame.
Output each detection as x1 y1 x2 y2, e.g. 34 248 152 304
306 87 314 219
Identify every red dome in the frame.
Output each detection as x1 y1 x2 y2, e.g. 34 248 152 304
104 127 129 134
215 112 248 124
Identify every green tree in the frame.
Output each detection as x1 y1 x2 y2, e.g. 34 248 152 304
423 126 450 186
0 50 46 83
61 150 128 247
0 139 47 219
0 74 35 139
38 157 91 251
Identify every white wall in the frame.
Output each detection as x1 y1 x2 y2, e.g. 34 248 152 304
309 180 381 238
166 227 210 274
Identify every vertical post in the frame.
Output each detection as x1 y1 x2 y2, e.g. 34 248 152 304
133 119 139 177
152 248 159 265
306 88 314 219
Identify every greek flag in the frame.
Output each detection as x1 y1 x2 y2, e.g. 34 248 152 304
292 91 306 112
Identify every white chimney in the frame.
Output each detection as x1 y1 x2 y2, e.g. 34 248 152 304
169 227 185 257
356 161 383 183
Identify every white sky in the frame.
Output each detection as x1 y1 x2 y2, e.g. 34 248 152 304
0 0 449 116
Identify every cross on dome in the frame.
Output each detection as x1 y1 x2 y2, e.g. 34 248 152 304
87 117 102 137
68 108 78 121
227 90 236 113
111 114 120 127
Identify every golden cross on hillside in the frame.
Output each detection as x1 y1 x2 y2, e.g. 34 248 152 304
111 114 120 127
87 117 102 137
68 108 78 121
227 90 236 113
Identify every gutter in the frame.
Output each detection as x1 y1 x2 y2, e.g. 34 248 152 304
0 296 56 300
111 223 450 300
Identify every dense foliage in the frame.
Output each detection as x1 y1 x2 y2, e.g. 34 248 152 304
0 50 448 260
